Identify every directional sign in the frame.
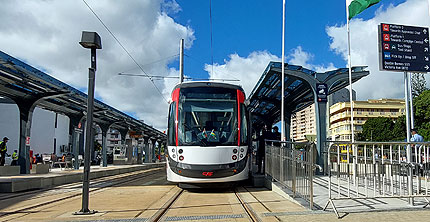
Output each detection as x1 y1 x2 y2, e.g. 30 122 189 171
379 23 430 73
316 83 327 102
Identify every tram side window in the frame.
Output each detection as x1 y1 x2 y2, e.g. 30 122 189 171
168 102 176 146
240 105 248 146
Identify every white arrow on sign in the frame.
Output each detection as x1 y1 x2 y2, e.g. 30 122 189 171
425 65 429 70
424 29 428 34
426 57 429 61
425 38 429 43
425 47 429 52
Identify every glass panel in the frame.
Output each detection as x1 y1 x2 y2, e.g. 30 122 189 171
178 87 237 146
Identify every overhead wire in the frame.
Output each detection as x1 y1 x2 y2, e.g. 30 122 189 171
118 54 179 75
82 0 168 103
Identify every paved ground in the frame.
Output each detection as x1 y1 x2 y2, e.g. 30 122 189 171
0 168 429 222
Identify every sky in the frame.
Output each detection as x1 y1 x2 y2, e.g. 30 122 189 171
0 0 428 131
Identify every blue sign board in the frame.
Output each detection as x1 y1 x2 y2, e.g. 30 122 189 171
379 23 430 73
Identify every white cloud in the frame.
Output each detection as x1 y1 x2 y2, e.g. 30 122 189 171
205 51 280 96
327 0 430 100
0 0 195 130
288 46 337 73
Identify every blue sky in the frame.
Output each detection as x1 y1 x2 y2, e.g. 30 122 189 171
171 0 407 79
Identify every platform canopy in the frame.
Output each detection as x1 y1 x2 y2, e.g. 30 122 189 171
247 62 369 130
0 50 165 140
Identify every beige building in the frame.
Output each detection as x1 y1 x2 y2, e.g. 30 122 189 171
329 99 405 141
291 103 316 142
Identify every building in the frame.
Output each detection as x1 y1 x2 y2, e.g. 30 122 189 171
291 88 354 142
291 103 316 142
329 98 405 141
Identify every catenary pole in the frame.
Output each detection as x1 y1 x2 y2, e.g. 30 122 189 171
345 0 355 143
281 0 286 142
179 39 184 84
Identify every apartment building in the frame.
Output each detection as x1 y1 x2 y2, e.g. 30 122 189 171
329 99 405 141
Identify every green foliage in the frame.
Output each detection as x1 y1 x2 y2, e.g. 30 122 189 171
411 73 428 97
392 115 406 141
413 90 430 140
361 117 394 141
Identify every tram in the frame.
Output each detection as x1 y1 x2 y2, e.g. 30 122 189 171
166 82 250 186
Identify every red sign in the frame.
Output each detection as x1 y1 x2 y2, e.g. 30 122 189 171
202 172 213 177
78 122 82 129
383 34 390 41
383 24 389 32
25 136 30 146
384 43 390 50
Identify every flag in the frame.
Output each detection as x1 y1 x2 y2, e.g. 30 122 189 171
347 0 381 20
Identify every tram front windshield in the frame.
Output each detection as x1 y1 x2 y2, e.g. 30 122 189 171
178 87 238 146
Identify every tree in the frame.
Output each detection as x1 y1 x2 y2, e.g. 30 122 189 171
413 90 430 140
360 117 394 141
392 115 406 141
411 73 428 97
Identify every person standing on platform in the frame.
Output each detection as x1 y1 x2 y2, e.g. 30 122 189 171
272 126 281 146
11 150 18 166
0 137 9 166
257 125 271 174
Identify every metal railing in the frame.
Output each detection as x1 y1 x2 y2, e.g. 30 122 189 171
265 140 319 209
324 141 430 218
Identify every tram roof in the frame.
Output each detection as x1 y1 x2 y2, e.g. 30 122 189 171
173 81 245 92
247 61 369 129
0 50 165 140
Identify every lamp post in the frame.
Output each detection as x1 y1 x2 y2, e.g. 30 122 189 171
75 31 102 215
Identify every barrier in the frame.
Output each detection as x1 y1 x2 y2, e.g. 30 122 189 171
324 141 430 218
265 141 320 209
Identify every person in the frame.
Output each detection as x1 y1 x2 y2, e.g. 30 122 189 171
0 137 9 166
11 150 18 166
271 126 281 146
257 125 271 174
411 128 424 144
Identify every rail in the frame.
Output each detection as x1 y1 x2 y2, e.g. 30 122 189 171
265 140 320 209
324 141 430 218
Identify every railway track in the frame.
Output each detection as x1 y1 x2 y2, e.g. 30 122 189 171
0 167 165 220
148 186 265 222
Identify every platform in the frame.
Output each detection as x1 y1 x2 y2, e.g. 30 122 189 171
0 163 165 193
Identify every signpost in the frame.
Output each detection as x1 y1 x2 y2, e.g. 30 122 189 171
379 23 430 72
378 23 429 205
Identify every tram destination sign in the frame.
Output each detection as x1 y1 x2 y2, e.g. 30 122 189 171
379 23 430 73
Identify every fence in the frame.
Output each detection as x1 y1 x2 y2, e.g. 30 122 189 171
324 141 430 218
265 140 320 209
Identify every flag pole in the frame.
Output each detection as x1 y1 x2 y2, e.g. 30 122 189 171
281 0 286 142
346 0 355 143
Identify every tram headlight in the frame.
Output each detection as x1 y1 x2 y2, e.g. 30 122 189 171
171 148 175 153
240 148 244 152
178 149 183 154
240 154 243 158
232 155 237 160
172 154 176 159
233 149 238 154
179 155 184 161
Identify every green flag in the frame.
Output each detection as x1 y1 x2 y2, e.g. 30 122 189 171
347 0 381 20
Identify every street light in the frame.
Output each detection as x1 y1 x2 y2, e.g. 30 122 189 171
75 31 101 215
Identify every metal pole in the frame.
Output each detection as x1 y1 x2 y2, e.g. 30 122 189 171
408 73 414 128
404 72 413 205
281 0 286 142
179 39 184 83
346 0 357 185
77 48 97 214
